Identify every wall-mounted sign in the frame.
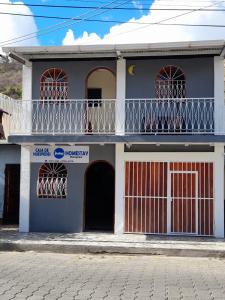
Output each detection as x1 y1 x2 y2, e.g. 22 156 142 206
31 146 89 163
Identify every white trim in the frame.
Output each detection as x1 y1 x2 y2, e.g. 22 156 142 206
19 145 31 232
214 143 224 238
116 58 126 135
214 56 225 134
114 143 125 234
123 152 215 162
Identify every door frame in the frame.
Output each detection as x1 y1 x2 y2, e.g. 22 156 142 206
167 170 198 235
83 160 115 232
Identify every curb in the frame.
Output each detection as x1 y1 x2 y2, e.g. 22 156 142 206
1 242 225 258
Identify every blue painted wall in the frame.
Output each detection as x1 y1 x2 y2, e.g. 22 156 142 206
29 144 115 233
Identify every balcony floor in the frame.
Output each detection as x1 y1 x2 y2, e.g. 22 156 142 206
8 134 225 144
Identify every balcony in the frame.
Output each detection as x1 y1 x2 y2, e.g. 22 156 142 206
0 97 216 136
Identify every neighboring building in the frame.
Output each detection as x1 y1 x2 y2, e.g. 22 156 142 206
0 93 20 224
2 40 225 237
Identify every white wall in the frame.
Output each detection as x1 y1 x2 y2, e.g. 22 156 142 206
0 145 21 218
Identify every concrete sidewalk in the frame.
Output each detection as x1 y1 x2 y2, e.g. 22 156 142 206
1 226 225 257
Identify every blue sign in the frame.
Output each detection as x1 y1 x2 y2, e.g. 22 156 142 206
54 148 64 159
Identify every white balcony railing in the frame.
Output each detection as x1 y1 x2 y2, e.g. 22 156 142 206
5 98 215 135
125 98 215 134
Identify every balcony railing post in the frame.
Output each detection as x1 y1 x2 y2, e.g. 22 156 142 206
116 58 126 135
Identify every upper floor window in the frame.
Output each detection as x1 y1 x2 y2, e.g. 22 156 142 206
37 163 67 198
40 68 68 100
155 65 186 99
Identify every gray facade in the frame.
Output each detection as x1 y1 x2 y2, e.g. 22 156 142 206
126 57 214 98
31 57 214 99
32 60 116 99
30 144 115 232
0 144 21 218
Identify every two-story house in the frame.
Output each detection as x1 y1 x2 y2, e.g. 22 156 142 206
2 40 225 238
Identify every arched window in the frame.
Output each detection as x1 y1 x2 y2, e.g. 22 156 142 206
37 163 67 198
155 65 186 98
40 68 68 100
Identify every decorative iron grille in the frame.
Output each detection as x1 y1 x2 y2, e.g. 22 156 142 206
155 65 186 99
37 163 67 198
40 68 68 101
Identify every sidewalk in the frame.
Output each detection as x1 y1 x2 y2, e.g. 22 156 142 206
1 226 225 257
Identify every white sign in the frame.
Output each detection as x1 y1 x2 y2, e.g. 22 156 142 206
31 146 89 163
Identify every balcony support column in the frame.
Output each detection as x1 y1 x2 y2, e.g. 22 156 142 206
116 58 126 135
22 64 32 135
114 143 125 234
214 56 225 134
19 145 31 232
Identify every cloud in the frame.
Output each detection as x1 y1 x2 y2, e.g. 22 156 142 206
0 0 39 52
62 0 225 45
132 0 143 12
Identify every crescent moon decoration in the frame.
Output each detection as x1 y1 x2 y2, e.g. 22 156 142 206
128 65 135 76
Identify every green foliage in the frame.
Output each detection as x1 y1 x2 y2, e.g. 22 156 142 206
0 61 22 99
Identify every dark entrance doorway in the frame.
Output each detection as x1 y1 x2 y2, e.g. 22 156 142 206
85 161 115 231
3 164 20 224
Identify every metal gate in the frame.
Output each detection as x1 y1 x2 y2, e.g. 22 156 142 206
168 171 198 234
124 161 214 236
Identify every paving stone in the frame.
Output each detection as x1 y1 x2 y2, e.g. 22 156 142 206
0 252 224 300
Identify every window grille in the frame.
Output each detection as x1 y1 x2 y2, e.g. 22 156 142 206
155 65 186 99
40 68 68 101
37 163 67 198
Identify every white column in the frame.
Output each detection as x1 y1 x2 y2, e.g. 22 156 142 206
214 143 224 238
214 56 225 134
22 64 32 135
19 145 31 232
114 143 125 234
116 58 126 135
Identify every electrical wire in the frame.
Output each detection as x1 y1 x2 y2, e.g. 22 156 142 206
101 0 225 41
0 0 131 46
1 11 225 28
1 2 225 11
1 0 225 46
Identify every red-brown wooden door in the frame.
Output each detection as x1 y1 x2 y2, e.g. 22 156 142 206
169 171 198 234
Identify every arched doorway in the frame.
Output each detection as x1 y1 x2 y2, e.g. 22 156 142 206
85 68 116 133
84 161 115 231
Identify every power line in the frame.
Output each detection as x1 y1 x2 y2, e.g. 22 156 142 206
101 0 225 41
1 0 225 47
0 0 131 46
1 2 225 11
1 11 225 28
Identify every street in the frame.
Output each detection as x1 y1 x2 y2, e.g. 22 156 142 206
0 252 224 300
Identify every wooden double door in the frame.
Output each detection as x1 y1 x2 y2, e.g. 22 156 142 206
3 164 20 224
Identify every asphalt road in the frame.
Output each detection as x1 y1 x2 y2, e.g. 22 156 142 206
0 252 224 299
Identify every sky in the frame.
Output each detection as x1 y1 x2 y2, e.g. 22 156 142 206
0 0 225 49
